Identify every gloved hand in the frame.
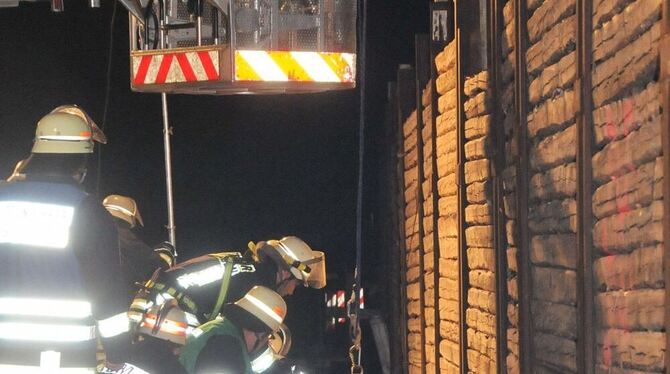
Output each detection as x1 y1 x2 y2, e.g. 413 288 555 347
153 241 175 269
99 362 151 374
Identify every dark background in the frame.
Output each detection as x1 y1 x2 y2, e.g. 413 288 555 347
0 0 427 370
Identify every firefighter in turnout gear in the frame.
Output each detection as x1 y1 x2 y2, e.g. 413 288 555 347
0 106 133 373
128 236 325 372
103 194 174 293
179 286 289 373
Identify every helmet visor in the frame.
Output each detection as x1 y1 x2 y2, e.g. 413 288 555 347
304 251 326 289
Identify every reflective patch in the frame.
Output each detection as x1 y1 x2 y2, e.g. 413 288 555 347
176 263 255 289
0 201 75 248
0 364 95 373
0 322 95 342
97 312 130 338
251 346 277 373
0 297 91 319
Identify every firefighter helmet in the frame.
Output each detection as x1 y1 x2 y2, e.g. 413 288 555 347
260 236 326 289
234 286 287 333
103 194 144 228
32 105 107 154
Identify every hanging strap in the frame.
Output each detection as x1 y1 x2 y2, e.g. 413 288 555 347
206 256 233 321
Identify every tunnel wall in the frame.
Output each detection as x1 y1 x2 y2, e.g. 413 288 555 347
525 0 579 371
395 0 667 372
591 0 665 371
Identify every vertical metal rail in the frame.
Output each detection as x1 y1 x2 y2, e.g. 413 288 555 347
488 0 509 371
513 0 533 371
660 0 670 371
575 0 595 371
428 2 451 370
158 0 177 252
398 65 417 374
387 80 404 374
414 33 430 374
396 65 415 373
196 0 203 46
454 1 469 371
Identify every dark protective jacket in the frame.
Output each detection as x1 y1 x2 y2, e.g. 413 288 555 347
115 220 165 294
0 176 131 370
137 252 272 325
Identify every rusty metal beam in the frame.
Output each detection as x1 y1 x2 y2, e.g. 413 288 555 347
661 0 670 371
428 3 454 371
575 0 595 372
513 0 533 371
488 0 509 371
415 33 431 374
396 65 415 374
454 1 469 371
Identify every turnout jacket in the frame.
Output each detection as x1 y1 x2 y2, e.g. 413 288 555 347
135 252 268 325
0 176 131 370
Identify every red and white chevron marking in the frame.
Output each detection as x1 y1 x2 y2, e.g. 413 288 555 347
132 50 219 86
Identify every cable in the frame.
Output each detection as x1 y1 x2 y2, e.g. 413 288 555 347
96 0 118 197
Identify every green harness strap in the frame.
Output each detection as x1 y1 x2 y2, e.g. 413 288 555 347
206 255 234 321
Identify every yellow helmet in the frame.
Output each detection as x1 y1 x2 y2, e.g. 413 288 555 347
32 105 107 154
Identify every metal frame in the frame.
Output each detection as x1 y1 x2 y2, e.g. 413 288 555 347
513 0 533 371
414 33 431 373
396 65 416 374
428 2 454 372
661 0 670 371
454 1 470 371
385 80 404 374
487 0 509 371
575 0 595 371
427 32 442 374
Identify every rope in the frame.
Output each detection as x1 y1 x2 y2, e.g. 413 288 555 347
96 0 118 196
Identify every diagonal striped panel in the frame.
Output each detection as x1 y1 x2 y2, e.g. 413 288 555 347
132 49 220 86
235 50 356 83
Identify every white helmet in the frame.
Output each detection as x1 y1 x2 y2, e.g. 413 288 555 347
136 302 199 345
234 286 287 333
103 194 144 228
263 237 327 289
32 105 107 154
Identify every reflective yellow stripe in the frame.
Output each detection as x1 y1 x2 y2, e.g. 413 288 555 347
0 322 95 342
234 50 356 83
97 312 130 338
0 297 91 319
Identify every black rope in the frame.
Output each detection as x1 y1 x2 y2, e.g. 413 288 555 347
96 0 118 196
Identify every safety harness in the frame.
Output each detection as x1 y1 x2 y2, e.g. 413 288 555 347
130 252 242 339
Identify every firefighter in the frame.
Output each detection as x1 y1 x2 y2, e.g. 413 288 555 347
0 105 133 373
128 236 325 372
103 194 174 292
179 286 289 373
130 236 325 327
